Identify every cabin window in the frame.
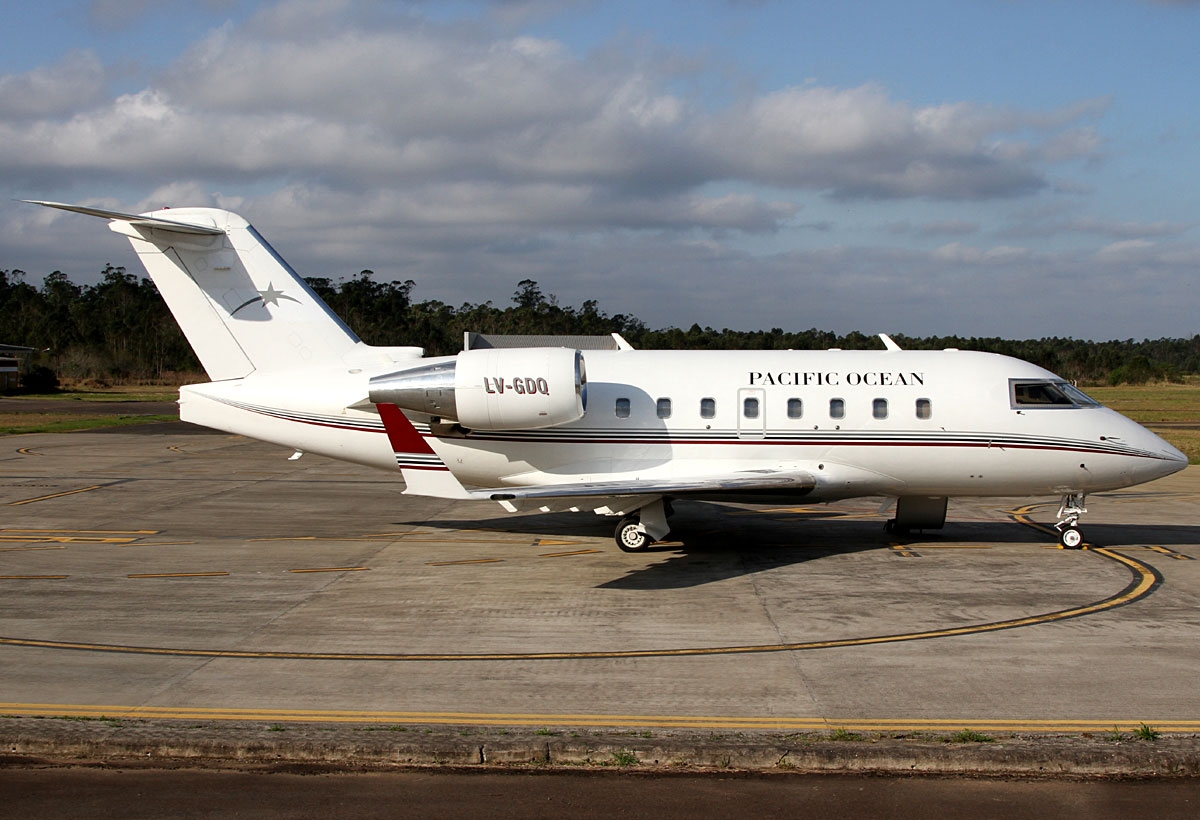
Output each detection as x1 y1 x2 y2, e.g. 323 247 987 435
743 397 760 419
829 398 845 419
873 398 888 419
700 397 716 419
916 398 932 419
787 398 803 419
656 398 672 419
615 397 631 418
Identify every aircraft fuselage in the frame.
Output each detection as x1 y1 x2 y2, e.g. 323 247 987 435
29 200 1187 550
182 347 1184 504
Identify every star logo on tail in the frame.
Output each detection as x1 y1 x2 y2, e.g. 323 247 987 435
231 282 303 316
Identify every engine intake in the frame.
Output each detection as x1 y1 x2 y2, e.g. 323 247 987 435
369 347 587 430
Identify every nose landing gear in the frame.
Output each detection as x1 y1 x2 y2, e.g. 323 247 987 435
1054 493 1087 549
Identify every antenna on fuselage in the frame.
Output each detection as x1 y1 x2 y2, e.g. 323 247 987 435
878 333 902 351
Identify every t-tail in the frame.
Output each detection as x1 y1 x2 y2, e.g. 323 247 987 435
25 201 366 379
25 200 441 480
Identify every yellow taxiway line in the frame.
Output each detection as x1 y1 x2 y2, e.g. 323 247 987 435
0 535 139 544
0 533 159 537
288 566 370 574
6 485 104 506
0 544 1159 661
0 702 1197 733
127 572 229 579
0 575 69 580
426 558 504 566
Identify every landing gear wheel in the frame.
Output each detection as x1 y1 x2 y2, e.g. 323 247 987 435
1055 493 1087 550
615 516 653 552
1059 526 1084 549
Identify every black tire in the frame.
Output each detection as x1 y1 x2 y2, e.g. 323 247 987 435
1059 526 1084 549
615 516 652 552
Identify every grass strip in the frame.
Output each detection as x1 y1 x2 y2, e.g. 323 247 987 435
1 415 179 436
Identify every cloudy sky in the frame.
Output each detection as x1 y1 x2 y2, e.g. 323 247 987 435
3 0 1198 341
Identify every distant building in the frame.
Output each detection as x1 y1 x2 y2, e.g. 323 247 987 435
0 344 36 391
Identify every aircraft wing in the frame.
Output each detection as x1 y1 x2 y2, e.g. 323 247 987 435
474 468 816 502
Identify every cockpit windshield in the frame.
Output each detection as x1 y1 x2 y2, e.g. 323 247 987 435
1010 379 1101 408
1058 382 1101 406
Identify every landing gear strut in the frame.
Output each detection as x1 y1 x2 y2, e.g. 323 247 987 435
613 497 671 552
1054 492 1087 549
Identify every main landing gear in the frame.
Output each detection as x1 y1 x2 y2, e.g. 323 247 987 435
613 498 673 552
615 516 652 552
1054 492 1087 549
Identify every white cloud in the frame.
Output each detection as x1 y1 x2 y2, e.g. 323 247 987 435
1095 238 1156 262
0 52 108 120
88 0 239 29
7 1 1192 341
699 84 1090 199
2 5 1104 211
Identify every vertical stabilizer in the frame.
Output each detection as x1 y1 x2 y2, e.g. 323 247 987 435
27 201 362 380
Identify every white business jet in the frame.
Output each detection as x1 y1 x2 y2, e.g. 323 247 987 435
27 201 1188 550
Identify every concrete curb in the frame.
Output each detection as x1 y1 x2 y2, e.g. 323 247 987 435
3 719 1200 777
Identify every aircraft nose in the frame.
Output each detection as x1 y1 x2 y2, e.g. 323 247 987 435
1163 440 1189 468
1140 429 1188 480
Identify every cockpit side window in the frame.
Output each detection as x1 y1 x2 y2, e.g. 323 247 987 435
1010 379 1099 409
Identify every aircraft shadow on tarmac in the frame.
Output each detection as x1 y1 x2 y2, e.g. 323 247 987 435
1084 523 1200 548
386 499 1196 590
591 538 879 590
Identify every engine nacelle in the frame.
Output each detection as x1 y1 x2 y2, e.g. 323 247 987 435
454 347 586 429
369 347 587 430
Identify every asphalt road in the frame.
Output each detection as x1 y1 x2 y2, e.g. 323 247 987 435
0 397 179 416
4 425 1200 733
3 422 1200 818
3 767 1198 820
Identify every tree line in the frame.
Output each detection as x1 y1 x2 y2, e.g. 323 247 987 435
3 266 1198 388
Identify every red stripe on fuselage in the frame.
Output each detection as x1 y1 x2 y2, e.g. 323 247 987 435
376 402 436 455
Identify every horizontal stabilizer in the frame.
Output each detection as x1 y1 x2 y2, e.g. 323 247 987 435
23 200 225 236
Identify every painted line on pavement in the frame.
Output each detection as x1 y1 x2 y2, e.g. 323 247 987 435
6 485 104 506
0 544 1160 661
1 702 1197 733
288 567 369 574
127 572 230 579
